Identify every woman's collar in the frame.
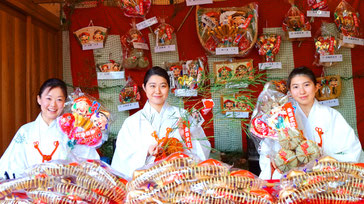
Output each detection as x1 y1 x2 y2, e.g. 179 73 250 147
143 100 170 115
37 113 56 128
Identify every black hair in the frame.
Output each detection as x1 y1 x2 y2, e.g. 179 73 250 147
287 66 317 89
143 66 170 87
38 78 67 98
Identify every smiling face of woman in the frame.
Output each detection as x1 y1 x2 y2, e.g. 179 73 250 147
143 75 169 112
290 74 318 111
37 87 66 125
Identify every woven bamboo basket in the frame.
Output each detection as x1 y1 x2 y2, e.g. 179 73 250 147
196 2 258 57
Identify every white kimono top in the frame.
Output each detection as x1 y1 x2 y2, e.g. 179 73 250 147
111 101 211 179
259 100 362 180
0 114 100 179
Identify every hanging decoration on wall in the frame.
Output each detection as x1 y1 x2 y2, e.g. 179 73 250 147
282 5 312 41
153 18 176 53
256 34 281 63
96 53 125 80
221 93 252 118
213 59 254 85
196 2 258 57
165 57 207 97
316 75 342 102
121 20 150 69
118 77 141 111
314 35 340 67
256 33 282 71
118 0 152 18
334 0 362 48
73 20 109 50
97 60 122 72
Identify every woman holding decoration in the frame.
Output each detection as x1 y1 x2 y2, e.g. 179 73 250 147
0 78 99 179
111 66 211 178
259 67 362 179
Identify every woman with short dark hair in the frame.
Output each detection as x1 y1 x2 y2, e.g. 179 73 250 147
111 67 211 178
259 67 362 179
0 78 99 179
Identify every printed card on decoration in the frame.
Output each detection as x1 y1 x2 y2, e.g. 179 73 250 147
74 23 109 50
213 59 253 84
96 61 125 80
220 93 251 116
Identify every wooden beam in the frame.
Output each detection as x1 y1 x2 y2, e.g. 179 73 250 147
4 0 60 30
32 0 64 3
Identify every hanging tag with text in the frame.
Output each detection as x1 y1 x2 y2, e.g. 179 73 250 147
97 71 125 80
307 10 330 17
216 47 239 55
186 0 212 6
226 112 249 118
136 16 158 30
319 99 339 107
133 42 149 50
225 82 248 89
258 62 282 70
320 54 343 62
154 45 176 53
289 31 312 38
343 36 364 46
82 42 103 50
175 89 198 97
118 102 139 111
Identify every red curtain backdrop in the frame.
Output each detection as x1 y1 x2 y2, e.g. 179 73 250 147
67 0 364 150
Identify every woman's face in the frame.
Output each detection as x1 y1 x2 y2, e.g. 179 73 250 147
37 87 65 125
143 75 169 108
290 75 318 107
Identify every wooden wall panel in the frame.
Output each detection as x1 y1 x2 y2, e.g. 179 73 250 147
0 7 18 154
0 1 61 156
14 16 27 131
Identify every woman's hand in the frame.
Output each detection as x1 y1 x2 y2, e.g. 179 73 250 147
148 144 160 156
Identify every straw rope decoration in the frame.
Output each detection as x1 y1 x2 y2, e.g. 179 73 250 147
127 156 196 191
313 161 364 177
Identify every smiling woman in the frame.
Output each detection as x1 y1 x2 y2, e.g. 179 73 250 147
0 79 100 179
36 80 67 125
111 67 211 179
259 67 363 180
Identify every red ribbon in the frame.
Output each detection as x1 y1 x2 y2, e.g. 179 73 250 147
33 141 59 162
241 14 253 29
183 121 192 149
279 150 288 162
315 127 324 147
139 1 144 15
312 0 327 9
301 142 309 155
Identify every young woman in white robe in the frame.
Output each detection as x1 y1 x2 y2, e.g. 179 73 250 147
259 67 362 179
0 79 99 179
111 66 211 179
